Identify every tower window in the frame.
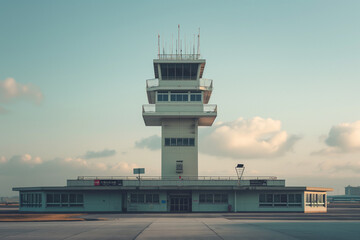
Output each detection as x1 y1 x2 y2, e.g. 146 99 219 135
160 63 199 80
165 138 195 147
157 93 169 102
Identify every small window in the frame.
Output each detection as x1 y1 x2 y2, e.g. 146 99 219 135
153 194 159 203
259 194 266 203
295 194 302 203
199 194 205 203
54 194 60 203
274 194 281 203
47 194 53 203
177 138 183 146
131 194 137 203
183 138 189 146
69 194 76 203
214 194 221 203
146 194 152 203
61 194 68 203
189 138 195 146
266 194 273 203
281 194 287 203
165 138 170 146
206 194 213 203
171 138 176 146
138 194 145 203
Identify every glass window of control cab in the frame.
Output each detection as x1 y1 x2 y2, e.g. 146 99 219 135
160 63 199 80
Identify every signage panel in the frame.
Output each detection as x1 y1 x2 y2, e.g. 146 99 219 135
133 168 145 174
94 180 123 186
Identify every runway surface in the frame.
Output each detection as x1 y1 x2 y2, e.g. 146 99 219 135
1 208 360 239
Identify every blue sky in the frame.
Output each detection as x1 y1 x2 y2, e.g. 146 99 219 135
1 0 360 196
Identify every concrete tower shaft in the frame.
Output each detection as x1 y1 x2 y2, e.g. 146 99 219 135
142 53 217 178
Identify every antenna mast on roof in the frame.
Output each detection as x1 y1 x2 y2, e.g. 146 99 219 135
158 34 160 57
197 28 200 56
178 24 180 56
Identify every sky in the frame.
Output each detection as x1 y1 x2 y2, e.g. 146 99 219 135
0 0 359 196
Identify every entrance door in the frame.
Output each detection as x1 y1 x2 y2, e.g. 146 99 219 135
169 194 192 212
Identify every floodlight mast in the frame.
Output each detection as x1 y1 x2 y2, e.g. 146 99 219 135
235 164 245 185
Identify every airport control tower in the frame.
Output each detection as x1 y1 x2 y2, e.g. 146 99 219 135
142 28 217 178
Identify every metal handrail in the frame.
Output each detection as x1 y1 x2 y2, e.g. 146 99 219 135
146 78 213 89
142 104 217 113
77 176 278 181
158 54 200 60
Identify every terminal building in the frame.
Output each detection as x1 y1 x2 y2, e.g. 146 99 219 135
13 31 332 213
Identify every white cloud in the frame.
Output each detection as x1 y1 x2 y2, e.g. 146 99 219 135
200 117 300 159
313 120 360 155
83 149 116 159
0 154 136 176
319 160 360 174
135 135 161 151
0 78 43 104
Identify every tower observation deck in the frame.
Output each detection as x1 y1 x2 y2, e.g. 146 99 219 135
142 31 217 178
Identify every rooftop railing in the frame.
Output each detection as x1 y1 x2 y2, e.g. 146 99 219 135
77 176 278 181
146 78 213 89
142 104 217 114
158 54 200 60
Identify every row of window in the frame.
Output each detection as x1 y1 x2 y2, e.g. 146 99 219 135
157 92 202 102
20 193 42 208
46 193 84 207
199 194 228 204
306 193 326 207
165 138 195 147
259 194 302 207
160 63 198 80
130 193 159 204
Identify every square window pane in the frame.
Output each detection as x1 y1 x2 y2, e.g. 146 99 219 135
199 194 205 203
183 94 188 101
288 194 295 203
189 138 195 146
214 194 221 203
171 94 176 101
69 194 76 203
206 194 213 203
163 95 168 101
131 194 137 203
138 194 144 203
274 194 281 203
190 95 196 101
54 194 60 203
196 95 201 101
146 194 152 203
153 194 159 203
46 194 53 203
61 194 68 203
